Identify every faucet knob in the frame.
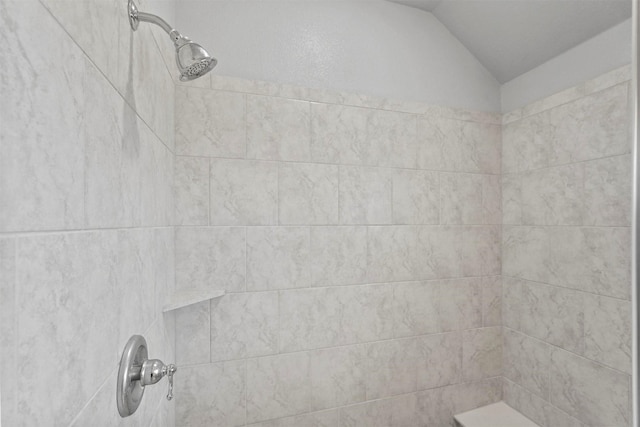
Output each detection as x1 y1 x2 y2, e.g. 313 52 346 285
140 359 168 386
166 364 177 400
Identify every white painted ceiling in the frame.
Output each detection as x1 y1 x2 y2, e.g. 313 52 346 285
389 0 631 83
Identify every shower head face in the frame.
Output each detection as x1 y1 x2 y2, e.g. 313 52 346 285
176 40 217 82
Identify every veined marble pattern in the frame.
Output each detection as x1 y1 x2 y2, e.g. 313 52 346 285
462 327 502 381
247 95 311 162
391 169 439 224
279 162 339 225
584 294 631 374
160 40 633 427
310 103 417 168
210 291 280 362
503 328 551 399
339 165 393 224
175 226 246 292
550 348 630 426
417 116 501 174
279 284 394 352
210 158 278 226
3 0 175 425
503 277 584 354
176 87 246 158
0 238 16 426
1 0 85 232
175 156 209 226
309 226 367 287
246 227 311 291
502 72 632 427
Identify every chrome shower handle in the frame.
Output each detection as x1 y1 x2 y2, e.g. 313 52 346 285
117 335 178 417
166 364 176 401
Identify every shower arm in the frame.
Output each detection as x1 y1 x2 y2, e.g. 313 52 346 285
128 0 185 46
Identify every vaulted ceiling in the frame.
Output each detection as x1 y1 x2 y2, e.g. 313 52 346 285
389 0 631 83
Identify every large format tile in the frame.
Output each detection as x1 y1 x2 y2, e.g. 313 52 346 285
84 61 141 228
502 378 548 427
210 158 278 225
365 338 418 399
546 83 630 165
365 108 417 168
417 117 500 174
309 345 367 411
310 103 417 168
502 226 551 283
415 332 462 391
279 284 393 352
462 327 502 381
482 276 502 327
502 277 584 354
246 353 311 423
41 0 121 90
393 279 482 337
175 227 246 292
415 226 465 279
246 227 310 291
503 329 551 398
175 156 209 225
391 169 439 224
0 0 85 232
339 166 393 224
502 173 522 224
279 162 339 225
548 226 630 299
0 238 16 427
247 95 311 161
139 125 174 226
584 154 631 227
340 393 418 427
584 294 632 374
440 173 483 225
310 226 367 287
15 231 119 425
310 103 368 165
366 226 417 282
176 360 246 427
176 87 246 157
210 292 279 362
550 348 630 426
521 163 584 225
175 301 210 366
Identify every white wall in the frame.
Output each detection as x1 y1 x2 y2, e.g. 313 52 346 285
176 0 501 112
501 19 631 112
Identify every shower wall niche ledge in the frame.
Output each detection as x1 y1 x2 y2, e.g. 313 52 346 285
162 289 226 312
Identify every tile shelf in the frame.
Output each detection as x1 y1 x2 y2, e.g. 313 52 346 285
162 289 226 312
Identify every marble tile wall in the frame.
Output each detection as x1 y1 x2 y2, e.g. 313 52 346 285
501 68 633 427
172 77 503 426
0 0 176 425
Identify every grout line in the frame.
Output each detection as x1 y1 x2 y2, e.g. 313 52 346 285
504 326 631 377
171 152 503 176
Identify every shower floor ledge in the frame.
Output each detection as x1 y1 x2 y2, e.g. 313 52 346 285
454 402 541 427
163 289 226 312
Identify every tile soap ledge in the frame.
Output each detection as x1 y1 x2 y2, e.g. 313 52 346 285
163 289 226 312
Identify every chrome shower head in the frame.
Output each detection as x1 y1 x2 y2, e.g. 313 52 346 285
128 0 217 82
174 36 218 82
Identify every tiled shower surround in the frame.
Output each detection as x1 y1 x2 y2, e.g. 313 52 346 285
502 69 632 427
172 76 504 426
0 1 633 425
0 0 175 425
172 67 632 427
